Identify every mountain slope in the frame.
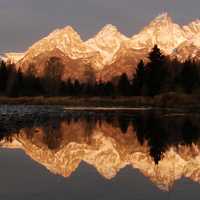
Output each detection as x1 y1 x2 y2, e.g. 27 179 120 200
98 44 148 81
183 19 200 38
18 26 103 70
2 13 200 81
20 48 96 82
85 24 128 66
130 13 187 54
172 33 200 61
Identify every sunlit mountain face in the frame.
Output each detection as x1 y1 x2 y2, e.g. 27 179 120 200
1 13 200 81
1 108 200 191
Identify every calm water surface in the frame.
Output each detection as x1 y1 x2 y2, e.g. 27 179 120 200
0 105 200 200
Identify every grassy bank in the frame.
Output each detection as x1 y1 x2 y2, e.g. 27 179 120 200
0 93 200 109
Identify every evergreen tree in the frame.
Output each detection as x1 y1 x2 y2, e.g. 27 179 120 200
84 82 94 96
5 64 18 97
7 67 24 97
0 61 8 94
132 60 145 96
117 73 131 96
96 80 104 96
16 68 24 95
23 64 43 96
65 78 74 96
104 81 114 96
178 60 200 93
144 45 167 96
73 79 82 96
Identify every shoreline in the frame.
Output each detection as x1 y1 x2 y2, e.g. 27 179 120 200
0 93 200 111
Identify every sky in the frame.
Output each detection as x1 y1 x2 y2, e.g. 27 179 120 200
0 0 199 54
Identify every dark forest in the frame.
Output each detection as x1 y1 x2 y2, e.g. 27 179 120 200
1 45 200 97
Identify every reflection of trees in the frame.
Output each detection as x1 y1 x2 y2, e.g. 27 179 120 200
117 116 130 134
84 116 96 136
182 118 199 145
43 120 63 149
1 111 200 164
133 113 168 164
133 112 200 163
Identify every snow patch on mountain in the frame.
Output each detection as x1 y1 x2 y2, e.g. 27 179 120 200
85 24 128 65
130 13 187 54
2 13 200 75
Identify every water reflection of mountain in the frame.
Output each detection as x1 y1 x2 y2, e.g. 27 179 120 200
1 110 200 191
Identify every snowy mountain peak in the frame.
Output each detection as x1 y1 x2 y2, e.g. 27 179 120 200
153 12 171 22
63 25 78 32
131 13 186 54
50 25 75 33
147 12 175 28
183 19 200 38
85 24 128 65
18 25 90 66
98 24 119 35
2 13 200 80
89 24 127 40
43 25 83 43
187 19 200 26
61 26 82 38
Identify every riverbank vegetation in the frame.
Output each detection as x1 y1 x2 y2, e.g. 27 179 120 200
0 94 199 109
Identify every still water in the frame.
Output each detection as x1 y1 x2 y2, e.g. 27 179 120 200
0 106 200 200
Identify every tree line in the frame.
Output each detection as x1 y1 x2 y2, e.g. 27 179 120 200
0 45 200 97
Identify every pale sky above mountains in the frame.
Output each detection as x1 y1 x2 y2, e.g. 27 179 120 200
0 0 199 53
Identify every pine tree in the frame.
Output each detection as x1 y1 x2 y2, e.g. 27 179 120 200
23 64 43 96
144 45 167 96
8 68 24 97
117 73 131 96
5 64 18 97
16 68 24 94
178 60 200 93
0 61 8 94
96 80 104 96
65 78 74 96
73 79 82 96
132 60 145 96
104 81 114 96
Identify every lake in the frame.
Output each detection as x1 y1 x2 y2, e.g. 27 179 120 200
0 105 200 200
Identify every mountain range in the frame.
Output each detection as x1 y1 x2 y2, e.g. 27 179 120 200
1 13 200 81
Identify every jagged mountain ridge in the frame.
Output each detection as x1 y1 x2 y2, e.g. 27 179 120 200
85 24 129 66
3 13 200 81
18 26 104 71
172 33 200 61
130 13 187 54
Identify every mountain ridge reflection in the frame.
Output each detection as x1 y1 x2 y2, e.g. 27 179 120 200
1 110 200 191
